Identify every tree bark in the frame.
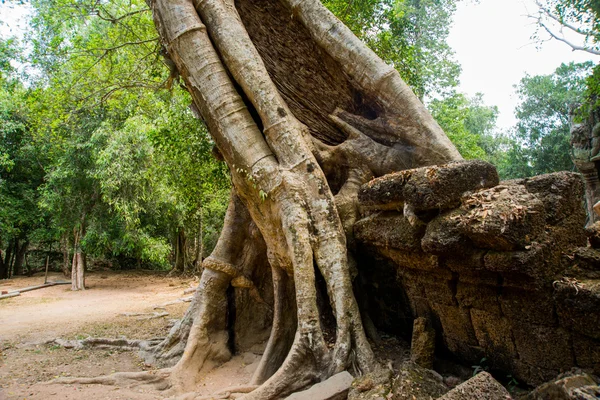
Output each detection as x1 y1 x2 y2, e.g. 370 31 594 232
64 0 461 397
71 227 86 291
13 239 29 276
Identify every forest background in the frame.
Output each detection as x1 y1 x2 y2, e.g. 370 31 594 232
0 0 598 276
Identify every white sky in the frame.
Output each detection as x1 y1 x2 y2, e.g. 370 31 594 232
448 0 600 130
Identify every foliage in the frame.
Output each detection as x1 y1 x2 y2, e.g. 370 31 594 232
324 0 461 99
429 92 499 160
501 62 593 178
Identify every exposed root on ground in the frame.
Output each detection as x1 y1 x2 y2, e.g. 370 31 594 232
154 296 194 309
47 337 164 351
120 311 170 320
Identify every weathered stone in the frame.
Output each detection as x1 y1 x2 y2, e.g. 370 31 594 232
431 303 478 347
512 361 560 387
391 361 449 400
444 336 485 365
456 282 501 314
585 221 600 249
445 250 486 272
378 248 441 272
348 369 392 400
358 170 412 210
422 279 456 306
470 309 516 371
554 280 600 339
522 171 586 225
354 212 426 252
358 161 499 213
285 371 354 400
512 323 573 371
458 184 546 251
526 370 600 400
410 317 435 369
421 209 472 254
484 243 545 277
567 248 600 280
573 334 600 375
437 372 512 400
403 160 499 211
499 288 556 326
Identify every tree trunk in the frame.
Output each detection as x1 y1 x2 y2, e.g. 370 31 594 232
13 239 29 276
0 249 5 280
61 235 70 277
173 227 187 273
71 228 86 291
142 0 463 397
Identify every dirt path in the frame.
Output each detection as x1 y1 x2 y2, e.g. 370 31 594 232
0 271 259 400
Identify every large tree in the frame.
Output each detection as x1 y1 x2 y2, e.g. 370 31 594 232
56 0 462 398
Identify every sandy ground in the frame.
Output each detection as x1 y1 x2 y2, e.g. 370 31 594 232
0 271 259 400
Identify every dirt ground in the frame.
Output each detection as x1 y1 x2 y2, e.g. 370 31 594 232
0 271 260 400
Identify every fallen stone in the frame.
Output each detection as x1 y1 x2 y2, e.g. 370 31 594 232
286 371 354 400
438 371 512 400
348 368 392 400
354 212 426 252
391 361 449 400
585 222 600 249
357 160 498 212
521 171 585 225
457 184 546 251
410 317 435 369
421 209 472 254
402 160 499 211
526 370 600 400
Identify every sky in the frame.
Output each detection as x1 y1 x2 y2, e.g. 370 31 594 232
448 0 600 130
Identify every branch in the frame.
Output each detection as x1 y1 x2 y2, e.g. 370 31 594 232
539 21 600 55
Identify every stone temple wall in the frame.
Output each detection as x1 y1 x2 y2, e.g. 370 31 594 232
354 161 600 386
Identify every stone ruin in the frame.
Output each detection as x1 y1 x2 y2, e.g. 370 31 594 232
353 160 600 392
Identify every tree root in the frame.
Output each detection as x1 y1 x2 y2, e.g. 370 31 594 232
153 296 193 309
50 369 172 390
120 312 170 320
47 337 164 351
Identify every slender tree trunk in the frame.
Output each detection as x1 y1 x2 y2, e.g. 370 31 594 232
71 227 86 291
61 235 70 277
173 227 187 273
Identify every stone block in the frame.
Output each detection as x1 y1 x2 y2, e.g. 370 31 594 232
410 317 435 369
554 280 600 339
470 309 517 371
423 279 456 306
499 288 556 326
379 248 440 272
484 244 545 277
391 361 449 400
358 170 412 210
354 212 425 252
512 323 573 371
445 250 486 272
456 282 501 314
458 184 546 251
526 370 600 400
403 160 499 211
431 303 478 346
573 334 600 375
437 372 512 400
444 336 485 365
512 361 561 387
285 371 354 400
422 209 473 254
523 171 585 225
